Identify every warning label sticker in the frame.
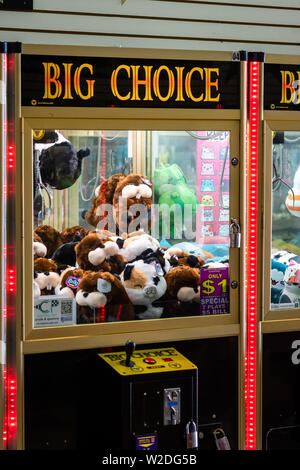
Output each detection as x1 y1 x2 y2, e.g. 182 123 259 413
136 434 157 450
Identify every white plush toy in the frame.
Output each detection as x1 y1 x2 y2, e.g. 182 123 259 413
88 240 119 266
279 260 300 307
33 240 47 258
33 279 41 298
121 259 167 320
119 232 160 262
121 183 152 200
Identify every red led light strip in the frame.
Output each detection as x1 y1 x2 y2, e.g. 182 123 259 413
99 134 107 231
7 267 16 294
5 49 18 449
245 60 259 450
1 49 8 450
96 306 106 323
6 370 17 440
5 238 18 446
7 144 15 170
116 305 122 321
2 368 8 446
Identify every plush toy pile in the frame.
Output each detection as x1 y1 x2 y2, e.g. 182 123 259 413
271 250 300 306
33 172 227 323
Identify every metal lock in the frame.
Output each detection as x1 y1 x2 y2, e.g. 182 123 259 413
229 219 241 248
213 428 231 450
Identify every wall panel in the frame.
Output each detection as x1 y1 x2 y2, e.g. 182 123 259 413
0 1 299 58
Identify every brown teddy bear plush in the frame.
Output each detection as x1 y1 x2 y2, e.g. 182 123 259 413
57 267 85 298
34 225 63 258
34 257 60 296
162 265 200 318
75 232 125 274
60 225 89 244
85 173 126 229
75 270 135 323
113 174 153 234
33 232 47 259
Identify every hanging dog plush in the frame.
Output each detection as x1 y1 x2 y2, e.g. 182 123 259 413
34 131 90 191
33 131 90 225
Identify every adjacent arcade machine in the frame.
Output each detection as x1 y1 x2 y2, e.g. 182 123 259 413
0 43 257 450
260 55 300 450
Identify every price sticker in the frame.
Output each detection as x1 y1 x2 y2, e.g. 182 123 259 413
200 267 229 315
149 260 164 276
97 278 112 293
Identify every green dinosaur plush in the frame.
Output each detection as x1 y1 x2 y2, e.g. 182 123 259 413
153 164 199 239
153 164 187 197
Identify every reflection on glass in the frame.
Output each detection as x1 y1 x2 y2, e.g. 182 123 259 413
271 131 300 310
32 130 231 328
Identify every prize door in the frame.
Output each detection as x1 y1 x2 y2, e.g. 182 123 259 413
23 121 240 338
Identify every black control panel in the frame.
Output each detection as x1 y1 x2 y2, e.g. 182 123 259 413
263 331 300 450
24 336 238 450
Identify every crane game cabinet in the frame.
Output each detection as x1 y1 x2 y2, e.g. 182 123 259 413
260 55 300 450
0 43 254 451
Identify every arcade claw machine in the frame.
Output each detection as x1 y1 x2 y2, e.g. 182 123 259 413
261 54 300 450
0 43 250 450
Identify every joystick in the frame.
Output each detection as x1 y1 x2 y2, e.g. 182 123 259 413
120 340 136 367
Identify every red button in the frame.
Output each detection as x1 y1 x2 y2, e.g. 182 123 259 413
143 358 156 364
162 358 173 362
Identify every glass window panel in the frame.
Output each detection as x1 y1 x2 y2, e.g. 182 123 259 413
271 131 300 311
32 129 231 328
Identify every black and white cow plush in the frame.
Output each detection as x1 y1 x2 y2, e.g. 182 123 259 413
121 259 167 320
